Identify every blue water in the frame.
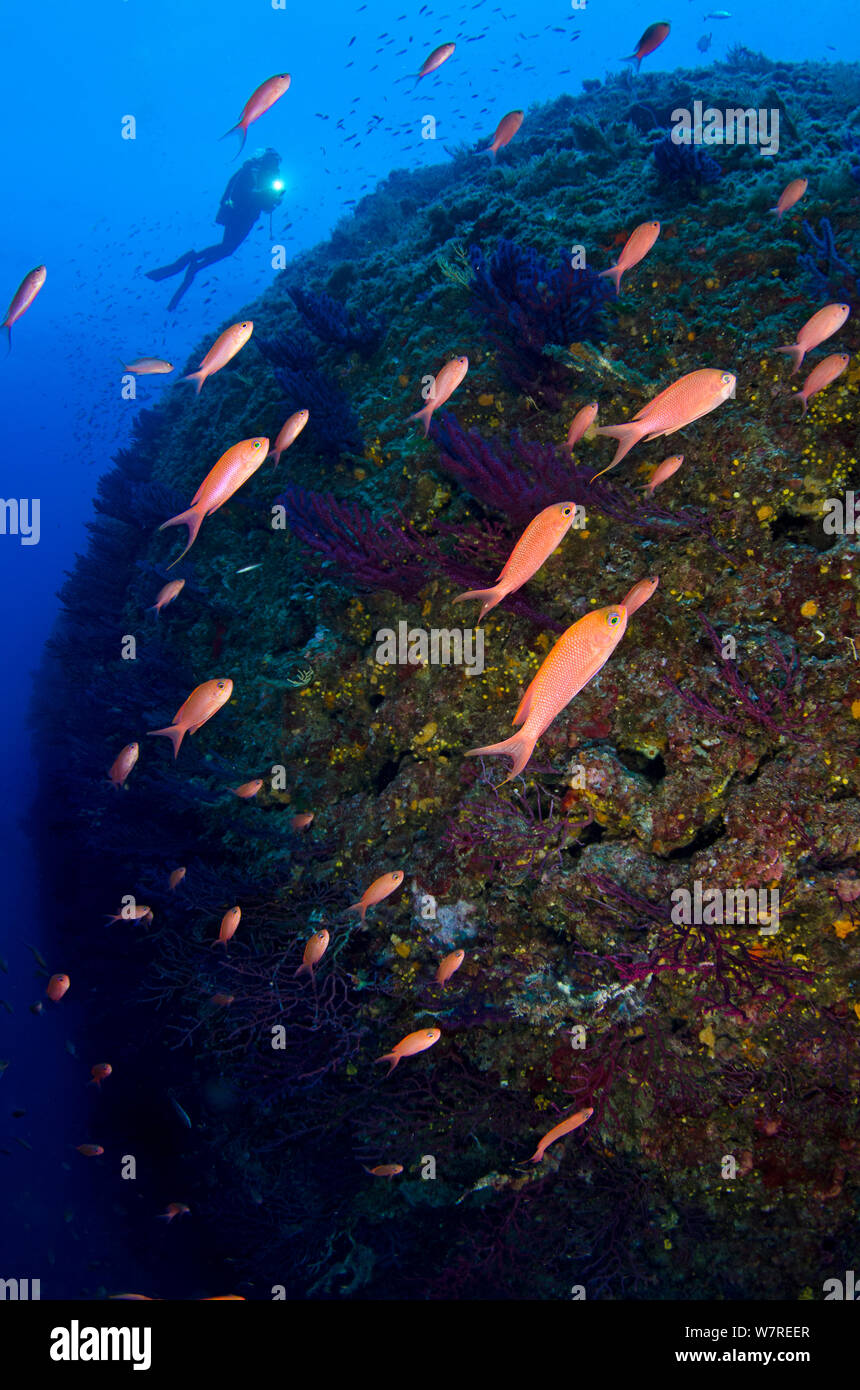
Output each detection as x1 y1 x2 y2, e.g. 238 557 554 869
0 0 856 1299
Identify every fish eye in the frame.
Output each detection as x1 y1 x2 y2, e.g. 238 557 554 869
562 505 572 516
426 1031 435 1038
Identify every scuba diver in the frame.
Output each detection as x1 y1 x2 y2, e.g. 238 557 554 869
146 149 285 312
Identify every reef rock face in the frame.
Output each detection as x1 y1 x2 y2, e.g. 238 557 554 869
33 58 860 1299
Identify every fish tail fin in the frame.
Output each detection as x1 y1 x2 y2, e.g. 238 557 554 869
452 586 502 621
466 728 537 782
157 504 204 568
268 448 283 468
180 369 206 394
479 145 496 159
797 392 809 419
598 264 623 294
294 962 310 977
347 901 368 923
220 122 247 160
146 723 185 759
374 1052 399 1074
591 422 646 478
407 403 433 436
775 344 804 375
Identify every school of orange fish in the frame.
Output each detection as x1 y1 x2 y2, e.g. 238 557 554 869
4 21 854 1296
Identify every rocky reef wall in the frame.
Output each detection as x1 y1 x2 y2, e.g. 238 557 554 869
31 51 860 1298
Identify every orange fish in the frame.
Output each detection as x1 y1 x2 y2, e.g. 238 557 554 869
158 438 268 567
147 678 234 758
375 1027 441 1074
566 401 599 448
435 949 465 986
232 779 263 799
644 453 683 495
348 870 405 923
111 1294 155 1301
222 75 291 157
363 1163 404 1177
158 1202 190 1223
76 1143 104 1157
453 502 578 621
199 1295 245 1300
121 357 174 374
215 906 241 946
295 929 330 978
149 579 185 615
46 974 70 1002
415 42 455 85
619 576 659 617
90 1063 112 1087
599 221 660 294
797 353 850 417
168 867 187 891
291 812 314 831
772 177 808 220
623 21 670 70
181 321 253 394
776 304 850 375
467 605 629 782
269 409 309 466
528 1106 594 1163
3 265 46 351
106 905 153 925
210 992 234 1007
408 355 469 435
592 369 736 478
482 109 523 158
107 742 139 790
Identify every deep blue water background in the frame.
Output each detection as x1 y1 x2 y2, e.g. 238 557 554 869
0 0 856 1298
